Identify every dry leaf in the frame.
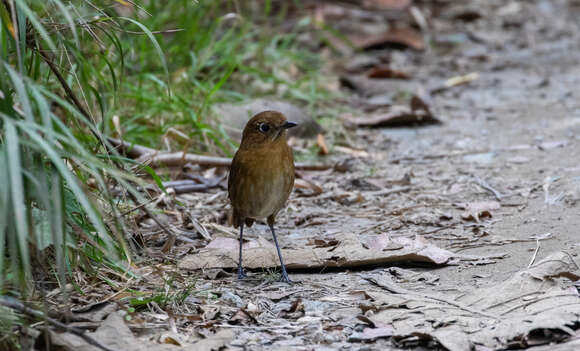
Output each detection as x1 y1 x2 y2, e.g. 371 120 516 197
294 178 323 196
361 0 411 10
348 326 394 342
192 329 234 351
228 308 257 325
364 250 580 349
307 238 340 249
179 233 498 272
317 133 329 155
458 201 501 222
352 27 424 50
343 105 440 128
367 66 410 79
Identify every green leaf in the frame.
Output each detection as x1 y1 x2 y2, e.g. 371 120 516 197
4 120 30 281
13 0 57 53
118 17 170 95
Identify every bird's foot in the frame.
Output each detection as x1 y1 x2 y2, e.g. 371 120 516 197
279 270 292 284
237 266 247 280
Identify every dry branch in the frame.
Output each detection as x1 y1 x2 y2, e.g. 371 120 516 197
107 137 333 171
0 296 115 351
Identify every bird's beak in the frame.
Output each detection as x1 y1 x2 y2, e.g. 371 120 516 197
282 121 297 129
273 121 298 141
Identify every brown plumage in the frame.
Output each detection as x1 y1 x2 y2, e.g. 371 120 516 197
228 111 296 283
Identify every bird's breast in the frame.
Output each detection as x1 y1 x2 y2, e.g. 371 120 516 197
228 144 294 220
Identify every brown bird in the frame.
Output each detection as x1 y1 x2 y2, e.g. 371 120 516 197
228 111 297 283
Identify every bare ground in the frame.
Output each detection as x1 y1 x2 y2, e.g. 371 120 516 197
44 1 580 350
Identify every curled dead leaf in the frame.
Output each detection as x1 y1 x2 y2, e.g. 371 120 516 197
362 0 412 10
351 27 424 51
294 178 323 196
349 326 395 342
228 308 257 325
317 133 329 155
342 104 440 129
457 201 501 222
367 66 410 79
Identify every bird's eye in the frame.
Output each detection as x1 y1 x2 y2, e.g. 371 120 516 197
258 123 270 133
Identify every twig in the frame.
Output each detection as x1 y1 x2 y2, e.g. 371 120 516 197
500 293 580 316
358 218 397 235
363 186 412 197
120 195 160 217
482 291 542 311
162 175 224 194
107 137 157 159
419 225 455 236
528 240 541 267
137 151 332 171
474 177 502 201
109 138 333 171
0 297 115 351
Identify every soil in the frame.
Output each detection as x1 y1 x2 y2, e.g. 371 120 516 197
47 1 580 350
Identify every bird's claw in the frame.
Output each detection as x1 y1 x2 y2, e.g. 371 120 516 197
279 271 292 284
237 266 247 280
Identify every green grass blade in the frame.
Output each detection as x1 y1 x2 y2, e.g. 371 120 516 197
3 62 33 121
50 0 80 47
118 16 170 95
0 147 7 289
4 120 31 284
15 123 118 260
13 0 57 53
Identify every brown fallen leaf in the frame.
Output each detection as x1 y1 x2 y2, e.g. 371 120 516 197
192 329 234 351
342 105 440 129
307 238 340 249
410 94 433 118
340 73 418 97
281 299 305 319
201 306 220 321
294 178 323 196
228 308 257 325
361 0 411 10
317 133 329 155
178 232 499 272
351 27 424 50
457 201 501 222
264 290 299 301
44 312 193 351
348 326 395 342
364 250 580 350
367 66 410 79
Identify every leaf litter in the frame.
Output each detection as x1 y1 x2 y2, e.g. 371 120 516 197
28 0 580 350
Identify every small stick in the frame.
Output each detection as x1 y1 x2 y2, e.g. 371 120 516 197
528 240 540 267
0 297 115 351
137 152 332 171
106 137 156 158
474 177 502 201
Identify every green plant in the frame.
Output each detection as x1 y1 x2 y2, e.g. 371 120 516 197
0 0 336 347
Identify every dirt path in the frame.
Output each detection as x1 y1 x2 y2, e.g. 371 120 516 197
54 2 580 350
174 1 580 350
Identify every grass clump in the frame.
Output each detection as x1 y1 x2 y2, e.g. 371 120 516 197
0 0 335 348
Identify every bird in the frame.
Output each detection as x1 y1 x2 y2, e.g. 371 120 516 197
228 110 297 283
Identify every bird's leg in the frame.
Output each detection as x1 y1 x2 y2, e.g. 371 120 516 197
237 222 247 279
268 223 292 283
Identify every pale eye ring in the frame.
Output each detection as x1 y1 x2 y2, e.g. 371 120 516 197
258 123 270 133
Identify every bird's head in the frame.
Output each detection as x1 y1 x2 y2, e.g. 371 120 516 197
240 111 297 148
